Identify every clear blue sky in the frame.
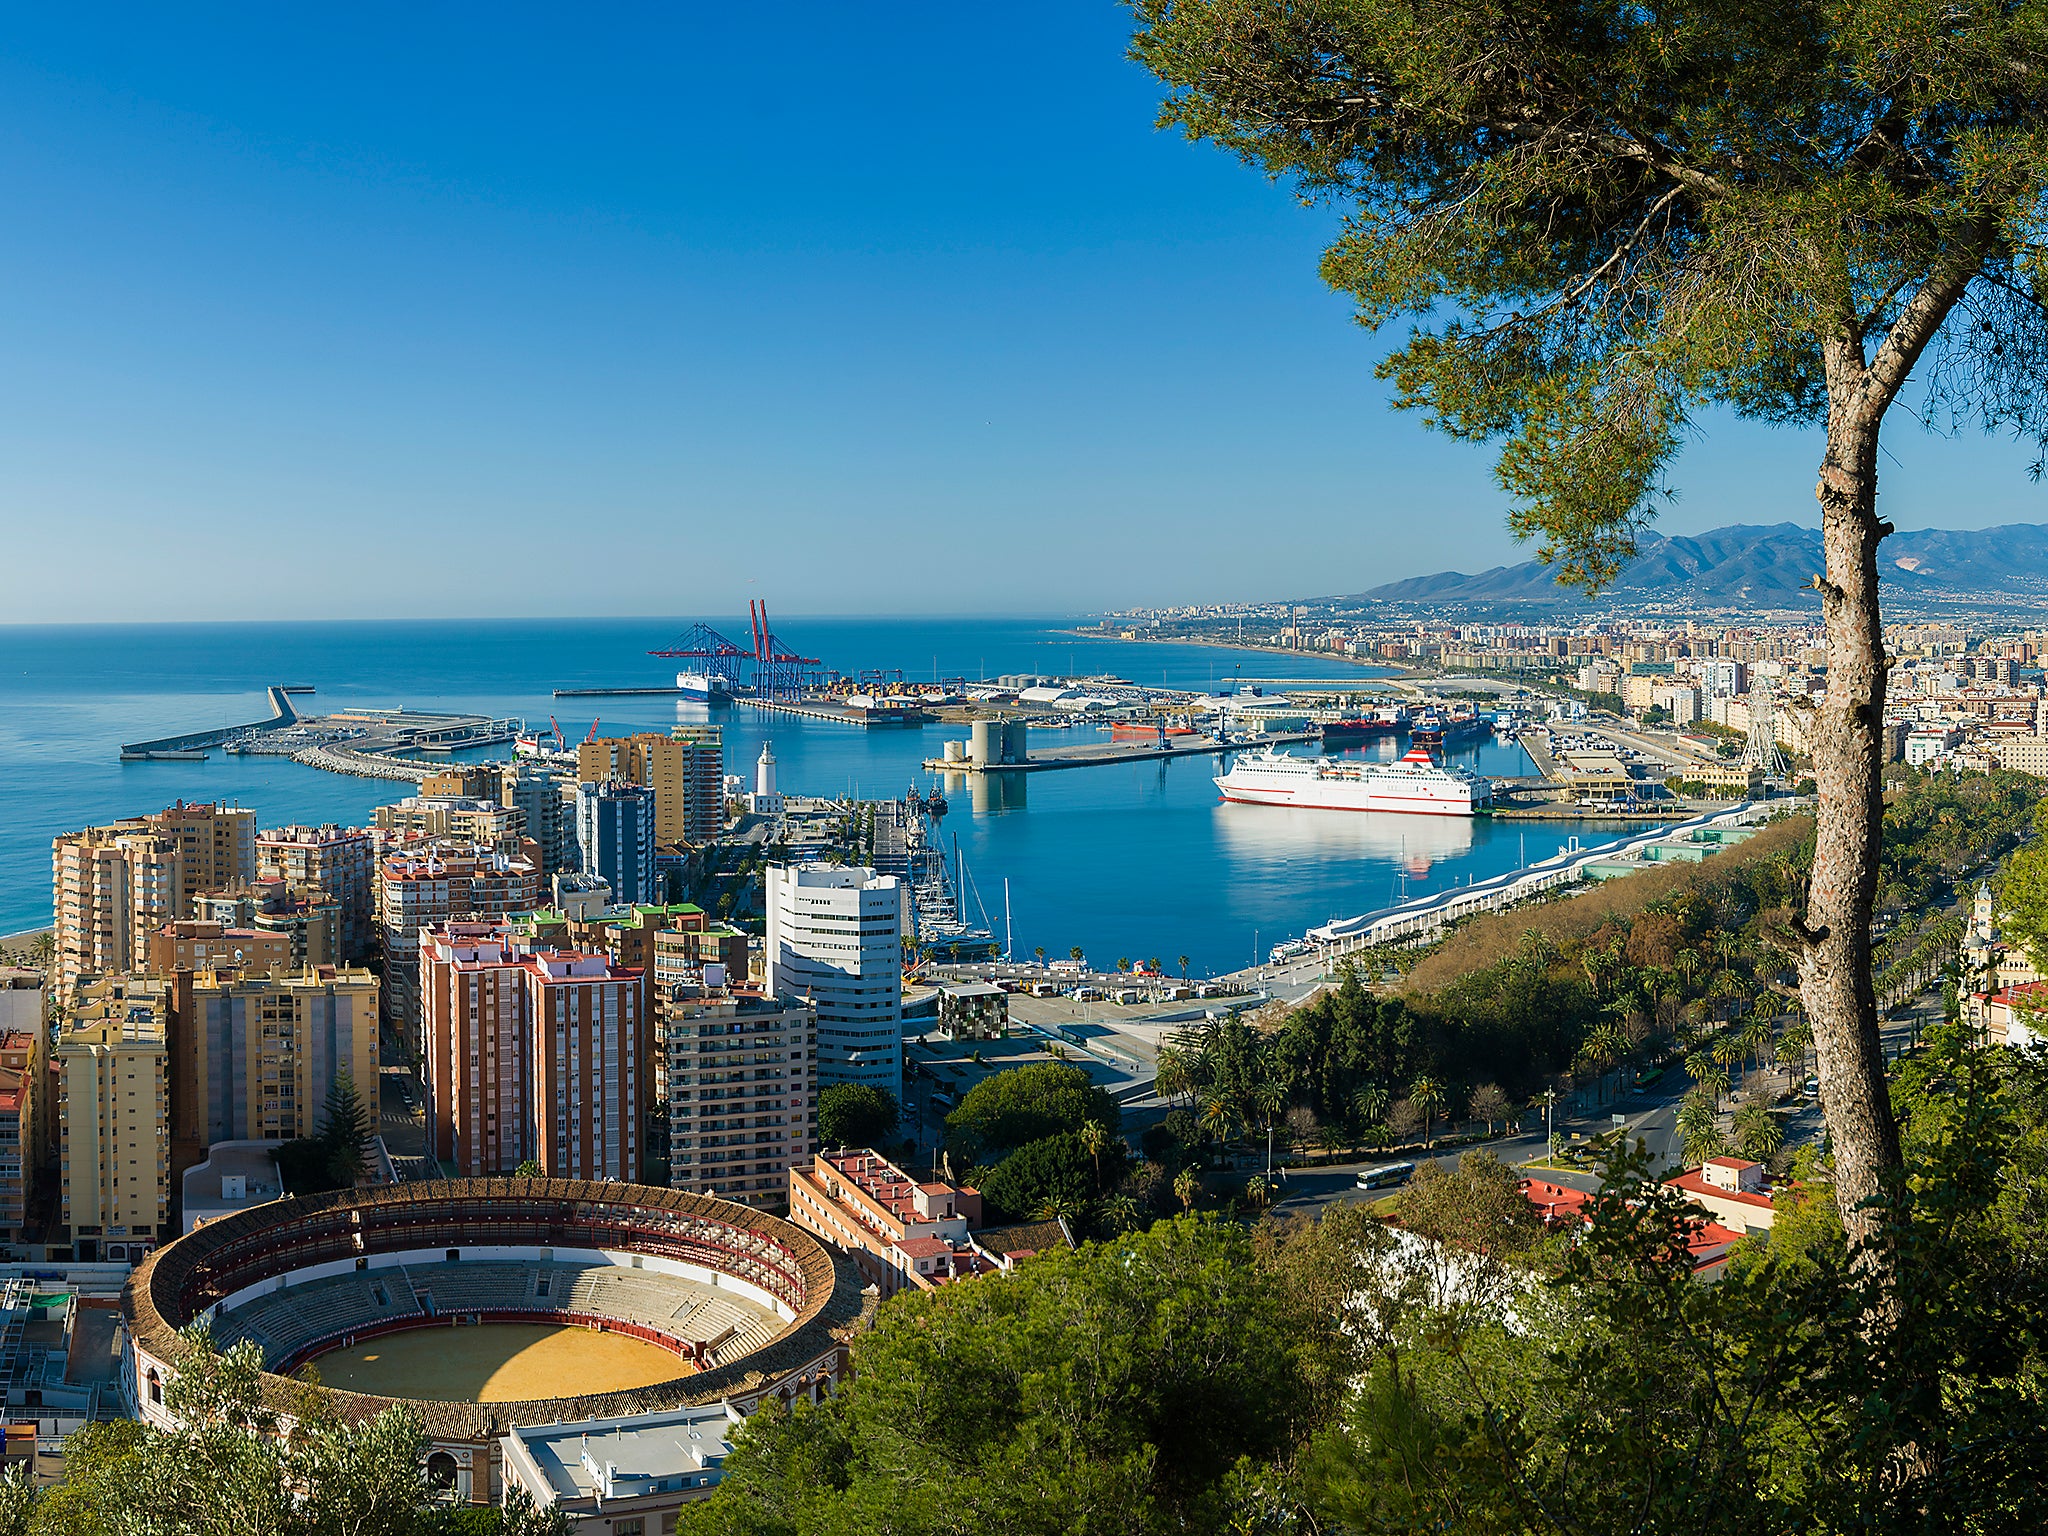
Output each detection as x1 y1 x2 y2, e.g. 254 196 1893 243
0 4 2040 622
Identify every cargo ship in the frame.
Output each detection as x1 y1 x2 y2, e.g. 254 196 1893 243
1319 705 1407 745
676 670 734 704
1214 742 1492 816
1110 721 1198 743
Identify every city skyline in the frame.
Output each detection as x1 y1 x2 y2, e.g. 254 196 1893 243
2 6 2045 624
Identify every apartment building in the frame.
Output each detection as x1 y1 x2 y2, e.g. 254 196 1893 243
578 730 724 849
765 865 905 1097
52 827 182 994
0 970 43 1038
51 802 257 994
256 824 376 960
574 781 657 905
147 920 294 977
665 985 815 1209
373 796 527 854
0 1029 44 1242
501 761 576 873
172 966 380 1153
151 802 256 911
419 925 644 1181
189 881 342 969
786 1149 990 1296
377 846 544 1035
57 976 171 1262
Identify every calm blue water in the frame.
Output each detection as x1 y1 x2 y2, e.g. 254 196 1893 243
0 618 1641 973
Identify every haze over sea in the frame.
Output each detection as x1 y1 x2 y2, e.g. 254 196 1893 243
0 618 1641 972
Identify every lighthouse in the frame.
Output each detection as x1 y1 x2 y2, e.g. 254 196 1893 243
750 741 783 816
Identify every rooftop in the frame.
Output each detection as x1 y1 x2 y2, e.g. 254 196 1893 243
505 1401 737 1504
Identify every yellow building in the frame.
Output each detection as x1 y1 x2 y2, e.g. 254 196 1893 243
53 828 182 994
174 966 380 1157
52 802 255 993
373 795 526 853
58 976 171 1262
579 730 723 847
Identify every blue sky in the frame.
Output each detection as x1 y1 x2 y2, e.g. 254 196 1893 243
0 4 2040 622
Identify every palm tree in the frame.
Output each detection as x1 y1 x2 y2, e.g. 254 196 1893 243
1100 1193 1142 1234
1173 1167 1199 1215
1409 1075 1447 1149
1685 1050 1728 1109
1199 1094 1237 1146
1178 954 1190 979
1676 1094 1727 1166
1116 956 1133 975
1147 956 1163 977
1244 1174 1272 1214
1069 945 1085 965
1741 1016 1773 1074
1733 1102 1784 1163
1154 1048 1194 1107
1079 1119 1109 1186
1351 1081 1390 1130
1033 945 1046 967
1037 1194 1082 1225
1249 1078 1286 1177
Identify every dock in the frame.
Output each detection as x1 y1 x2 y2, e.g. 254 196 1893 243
924 732 1318 774
552 686 690 698
120 685 308 760
740 698 927 728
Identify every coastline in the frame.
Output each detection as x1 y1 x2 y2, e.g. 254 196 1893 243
1047 628 1415 679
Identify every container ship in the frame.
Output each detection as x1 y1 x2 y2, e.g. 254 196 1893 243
1214 742 1492 816
1319 705 1407 745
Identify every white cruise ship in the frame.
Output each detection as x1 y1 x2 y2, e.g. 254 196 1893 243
1214 743 1492 816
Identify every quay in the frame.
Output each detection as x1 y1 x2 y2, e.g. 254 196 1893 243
739 698 926 728
552 686 689 698
119 693 522 778
1300 799 1794 954
120 685 308 760
924 731 1317 775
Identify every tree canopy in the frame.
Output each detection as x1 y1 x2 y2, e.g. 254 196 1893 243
1132 0 2048 1251
815 1083 899 1149
680 1216 1345 1536
944 1061 1121 1163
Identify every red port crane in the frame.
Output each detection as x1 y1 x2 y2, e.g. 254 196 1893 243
749 600 822 700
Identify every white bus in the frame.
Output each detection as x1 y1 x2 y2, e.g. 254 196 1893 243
1356 1162 1417 1191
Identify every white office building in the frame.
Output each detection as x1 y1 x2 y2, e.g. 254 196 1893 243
765 864 904 1098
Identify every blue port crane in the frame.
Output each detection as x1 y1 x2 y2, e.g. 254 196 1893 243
648 623 751 688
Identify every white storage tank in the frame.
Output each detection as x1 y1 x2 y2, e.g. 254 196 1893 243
969 719 1000 767
943 739 966 763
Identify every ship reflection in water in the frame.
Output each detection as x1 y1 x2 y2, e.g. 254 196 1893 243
1212 800 1475 872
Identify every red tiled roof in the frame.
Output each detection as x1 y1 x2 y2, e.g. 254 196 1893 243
1704 1156 1757 1171
1666 1169 1776 1211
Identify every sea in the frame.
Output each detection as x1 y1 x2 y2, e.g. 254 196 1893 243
0 618 1648 975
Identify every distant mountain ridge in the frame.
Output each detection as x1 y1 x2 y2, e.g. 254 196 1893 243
1347 522 2048 611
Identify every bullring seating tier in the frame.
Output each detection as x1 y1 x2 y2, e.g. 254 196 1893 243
208 1260 782 1372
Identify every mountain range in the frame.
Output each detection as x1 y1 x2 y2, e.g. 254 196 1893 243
1345 523 2048 613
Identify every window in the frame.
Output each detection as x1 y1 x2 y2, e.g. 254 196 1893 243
616 1521 645 1536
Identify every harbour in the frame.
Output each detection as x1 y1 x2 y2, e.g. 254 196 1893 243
9 615 1648 974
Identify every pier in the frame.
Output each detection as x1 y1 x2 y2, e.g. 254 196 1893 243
120 693 521 778
924 731 1317 775
740 698 927 728
120 685 309 759
552 686 689 698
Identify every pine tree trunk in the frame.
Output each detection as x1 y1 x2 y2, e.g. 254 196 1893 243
1799 364 1905 1254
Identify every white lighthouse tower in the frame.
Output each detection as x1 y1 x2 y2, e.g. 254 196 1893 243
749 741 783 816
